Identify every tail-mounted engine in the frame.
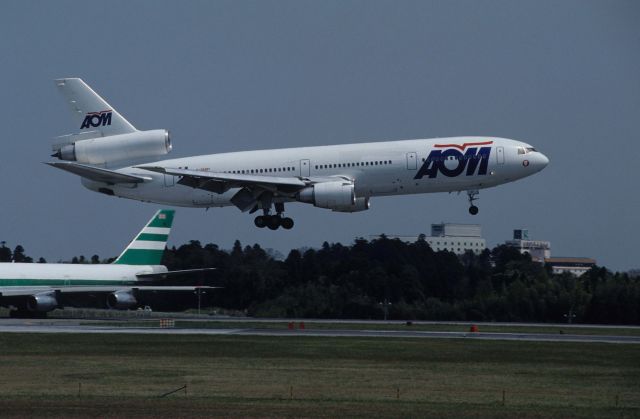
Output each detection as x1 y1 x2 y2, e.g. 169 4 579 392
297 181 371 212
52 129 171 166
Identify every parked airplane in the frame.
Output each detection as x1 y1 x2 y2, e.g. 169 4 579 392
48 78 549 230
0 209 214 317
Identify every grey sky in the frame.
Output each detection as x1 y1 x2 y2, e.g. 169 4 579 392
1 1 638 270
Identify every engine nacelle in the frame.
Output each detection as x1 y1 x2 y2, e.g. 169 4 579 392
297 181 361 210
53 129 171 166
26 293 58 312
331 196 371 213
107 291 138 310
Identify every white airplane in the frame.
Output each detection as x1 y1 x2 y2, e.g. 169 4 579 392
0 209 214 317
48 78 549 230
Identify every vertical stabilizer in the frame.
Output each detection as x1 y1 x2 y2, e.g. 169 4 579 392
113 210 175 265
55 78 137 137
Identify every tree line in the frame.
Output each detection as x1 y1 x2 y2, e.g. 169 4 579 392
2 238 638 324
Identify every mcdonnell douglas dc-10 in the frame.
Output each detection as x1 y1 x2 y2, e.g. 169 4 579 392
48 78 549 230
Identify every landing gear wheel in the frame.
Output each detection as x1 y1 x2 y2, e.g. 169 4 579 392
281 217 294 230
254 215 267 228
466 190 479 216
267 216 281 230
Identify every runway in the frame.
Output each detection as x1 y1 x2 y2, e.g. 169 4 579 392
0 319 638 344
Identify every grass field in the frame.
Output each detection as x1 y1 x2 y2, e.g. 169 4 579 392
0 334 638 417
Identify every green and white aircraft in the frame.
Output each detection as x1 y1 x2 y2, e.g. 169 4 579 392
0 209 214 317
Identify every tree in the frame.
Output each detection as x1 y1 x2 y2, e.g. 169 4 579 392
12 245 32 263
0 242 11 262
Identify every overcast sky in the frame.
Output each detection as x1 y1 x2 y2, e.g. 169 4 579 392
1 1 638 270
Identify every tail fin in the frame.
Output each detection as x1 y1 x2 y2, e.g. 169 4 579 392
113 209 175 265
55 78 137 137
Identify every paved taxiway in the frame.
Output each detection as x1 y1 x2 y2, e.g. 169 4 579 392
0 319 637 344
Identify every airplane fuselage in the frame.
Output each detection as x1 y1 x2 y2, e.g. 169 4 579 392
0 263 167 287
82 136 549 208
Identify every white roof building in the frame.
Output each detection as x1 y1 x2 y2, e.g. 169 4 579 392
376 223 486 255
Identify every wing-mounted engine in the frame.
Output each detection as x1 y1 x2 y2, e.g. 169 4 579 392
52 130 171 167
26 292 58 313
106 290 138 310
332 196 371 213
297 181 371 212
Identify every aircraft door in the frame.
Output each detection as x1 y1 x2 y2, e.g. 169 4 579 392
406 152 417 170
497 147 505 164
300 159 310 177
164 174 175 187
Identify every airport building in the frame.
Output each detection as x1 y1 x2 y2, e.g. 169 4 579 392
504 229 551 263
378 223 486 255
545 257 596 277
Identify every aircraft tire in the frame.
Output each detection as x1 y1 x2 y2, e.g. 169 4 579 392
267 216 281 230
281 217 294 230
469 205 479 215
254 216 267 228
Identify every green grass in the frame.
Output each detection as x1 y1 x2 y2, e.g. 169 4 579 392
0 334 638 417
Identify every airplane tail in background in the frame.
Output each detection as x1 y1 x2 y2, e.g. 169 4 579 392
55 78 137 137
113 209 175 265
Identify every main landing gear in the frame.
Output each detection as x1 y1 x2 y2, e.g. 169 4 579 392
467 190 479 215
254 202 294 230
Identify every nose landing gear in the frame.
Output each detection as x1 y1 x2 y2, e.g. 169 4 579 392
467 190 479 215
253 202 294 230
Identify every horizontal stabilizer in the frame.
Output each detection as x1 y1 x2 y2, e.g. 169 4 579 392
46 161 149 184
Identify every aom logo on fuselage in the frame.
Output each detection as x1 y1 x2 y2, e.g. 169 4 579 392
414 141 493 179
80 109 112 129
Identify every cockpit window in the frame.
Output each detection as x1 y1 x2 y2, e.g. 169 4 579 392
519 146 538 154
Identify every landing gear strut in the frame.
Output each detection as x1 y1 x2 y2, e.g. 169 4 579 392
253 202 294 230
467 190 479 215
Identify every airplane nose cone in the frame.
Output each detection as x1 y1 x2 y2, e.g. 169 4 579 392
538 152 549 169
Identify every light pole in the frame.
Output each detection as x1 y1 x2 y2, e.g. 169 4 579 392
378 299 392 321
195 288 207 315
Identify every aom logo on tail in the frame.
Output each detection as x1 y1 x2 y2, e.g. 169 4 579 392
414 141 493 179
80 109 112 129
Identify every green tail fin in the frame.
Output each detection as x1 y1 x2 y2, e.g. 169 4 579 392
113 209 175 265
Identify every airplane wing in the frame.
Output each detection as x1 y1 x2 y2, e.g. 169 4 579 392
136 267 217 280
137 166 307 192
0 285 216 298
137 166 309 211
0 285 217 312
46 161 150 184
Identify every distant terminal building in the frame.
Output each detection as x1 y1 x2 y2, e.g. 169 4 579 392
505 229 551 263
376 223 486 255
545 257 596 277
